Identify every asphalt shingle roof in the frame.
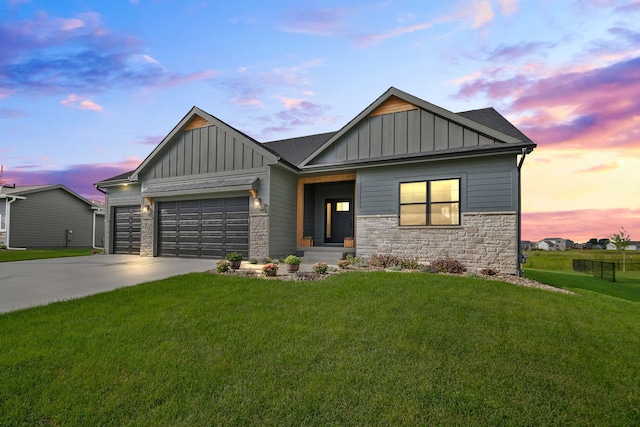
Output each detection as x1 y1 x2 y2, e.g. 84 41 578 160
457 107 534 144
263 131 337 166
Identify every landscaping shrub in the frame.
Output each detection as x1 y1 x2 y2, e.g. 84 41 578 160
337 259 350 269
216 260 229 273
261 263 278 277
313 262 329 274
479 268 498 276
430 256 467 274
345 254 367 268
369 253 400 268
400 257 422 270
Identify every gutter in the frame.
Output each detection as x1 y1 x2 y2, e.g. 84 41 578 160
516 148 529 277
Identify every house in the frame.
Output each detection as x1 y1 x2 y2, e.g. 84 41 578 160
538 237 573 251
0 184 104 249
96 87 536 274
536 240 559 251
606 241 640 251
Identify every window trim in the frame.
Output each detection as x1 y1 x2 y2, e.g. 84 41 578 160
399 178 461 226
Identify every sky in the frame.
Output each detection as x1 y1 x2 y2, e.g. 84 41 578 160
0 0 638 244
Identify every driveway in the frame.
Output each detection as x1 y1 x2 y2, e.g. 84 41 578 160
0 255 215 314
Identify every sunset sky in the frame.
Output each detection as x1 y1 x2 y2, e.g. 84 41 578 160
1 0 638 243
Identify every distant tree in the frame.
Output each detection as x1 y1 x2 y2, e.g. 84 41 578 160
609 227 631 272
588 238 598 245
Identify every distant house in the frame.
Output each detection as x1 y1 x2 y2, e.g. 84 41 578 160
538 238 573 251
606 241 640 251
537 240 559 251
0 185 104 249
96 87 536 274
521 240 536 250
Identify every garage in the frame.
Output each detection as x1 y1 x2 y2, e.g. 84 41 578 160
113 206 141 254
157 197 249 258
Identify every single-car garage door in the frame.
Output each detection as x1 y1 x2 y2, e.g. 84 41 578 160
157 197 249 258
113 206 141 254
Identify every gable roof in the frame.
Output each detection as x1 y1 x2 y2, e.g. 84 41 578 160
298 87 535 167
0 184 98 208
130 106 284 181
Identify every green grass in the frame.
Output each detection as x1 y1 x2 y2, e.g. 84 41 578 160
525 269 640 302
0 248 99 262
1 272 639 425
525 249 639 271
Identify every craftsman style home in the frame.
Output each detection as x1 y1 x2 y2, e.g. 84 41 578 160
96 87 535 274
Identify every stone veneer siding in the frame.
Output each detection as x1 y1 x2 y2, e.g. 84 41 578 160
249 213 269 261
356 212 518 275
0 231 6 246
103 218 111 254
140 207 154 257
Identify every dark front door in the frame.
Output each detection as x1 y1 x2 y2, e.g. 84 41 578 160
324 199 353 244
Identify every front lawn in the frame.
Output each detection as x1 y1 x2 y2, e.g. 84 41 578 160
0 248 99 262
1 272 639 425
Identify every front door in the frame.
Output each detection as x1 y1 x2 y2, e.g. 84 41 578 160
324 199 353 244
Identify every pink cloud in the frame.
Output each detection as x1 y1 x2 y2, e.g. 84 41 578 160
576 162 620 174
1 158 142 202
60 94 103 111
455 55 640 152
522 208 640 243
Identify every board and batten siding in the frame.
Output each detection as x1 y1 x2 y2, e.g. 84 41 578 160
142 125 273 181
9 189 95 248
357 155 517 216
268 166 298 257
309 109 498 166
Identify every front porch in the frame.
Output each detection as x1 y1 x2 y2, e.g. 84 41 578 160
296 173 357 250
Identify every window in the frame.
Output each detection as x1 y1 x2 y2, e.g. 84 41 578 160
400 179 460 226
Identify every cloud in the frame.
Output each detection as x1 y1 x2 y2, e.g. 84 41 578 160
576 162 620 174
257 99 336 139
1 158 142 202
131 135 164 145
278 7 350 36
497 0 520 15
454 55 640 151
0 108 27 118
487 42 550 62
522 208 640 243
60 94 104 111
0 11 219 98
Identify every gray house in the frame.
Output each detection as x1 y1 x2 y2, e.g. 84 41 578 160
0 185 105 249
96 87 535 274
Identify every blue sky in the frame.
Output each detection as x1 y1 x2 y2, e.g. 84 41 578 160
1 0 639 242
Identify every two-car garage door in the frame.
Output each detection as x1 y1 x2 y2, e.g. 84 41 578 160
157 197 249 258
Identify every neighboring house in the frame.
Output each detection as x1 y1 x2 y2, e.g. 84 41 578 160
606 241 640 251
0 185 104 249
538 237 573 251
537 240 559 251
96 87 536 274
521 240 536 250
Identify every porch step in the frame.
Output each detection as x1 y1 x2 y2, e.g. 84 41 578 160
297 247 356 265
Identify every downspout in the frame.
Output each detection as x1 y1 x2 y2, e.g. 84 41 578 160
516 148 528 277
6 195 27 250
91 208 103 250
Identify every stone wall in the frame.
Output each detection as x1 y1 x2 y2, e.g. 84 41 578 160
356 212 518 275
140 207 154 257
249 213 269 260
103 218 111 254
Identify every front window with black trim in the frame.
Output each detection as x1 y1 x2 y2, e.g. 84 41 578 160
400 179 460 226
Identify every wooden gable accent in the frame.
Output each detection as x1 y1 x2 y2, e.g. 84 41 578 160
184 115 211 131
369 96 418 117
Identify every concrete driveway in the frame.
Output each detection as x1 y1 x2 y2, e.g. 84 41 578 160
0 255 215 314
